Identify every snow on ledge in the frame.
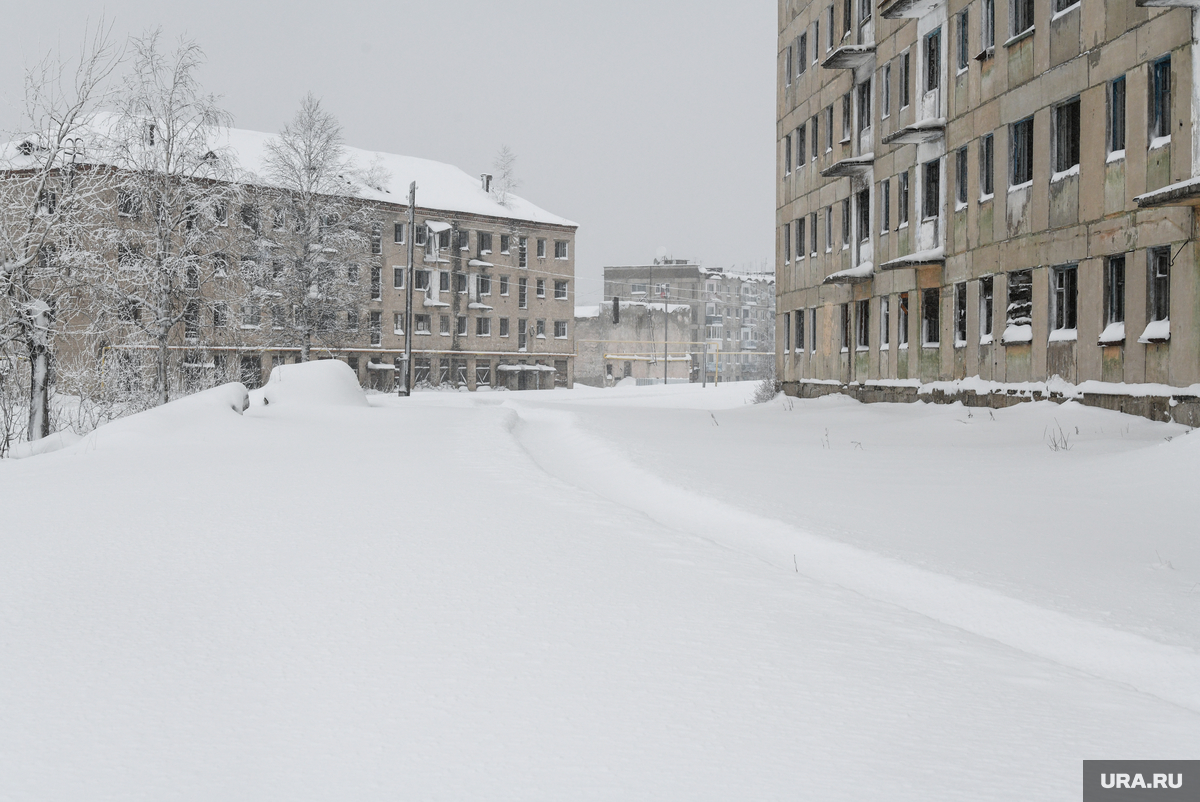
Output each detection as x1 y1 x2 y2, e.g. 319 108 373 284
822 262 875 284
1048 328 1077 343
1051 164 1080 184
1001 324 1033 344
1150 135 1172 151
1139 319 1170 344
801 374 1200 401
1106 149 1125 164
1098 322 1125 345
1134 176 1200 207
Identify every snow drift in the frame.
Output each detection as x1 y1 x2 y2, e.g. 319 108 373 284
261 360 368 408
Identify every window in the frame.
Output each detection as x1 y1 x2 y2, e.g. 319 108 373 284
212 253 229 277
825 106 834 151
394 312 405 335
813 22 820 61
536 319 546 337
500 234 511 254
982 0 995 51
415 314 431 334
458 229 470 251
784 134 793 175
825 206 833 251
797 124 807 166
1105 255 1126 327
1109 77 1126 155
923 158 940 219
980 276 994 339
1050 265 1078 333
1005 270 1033 342
415 225 428 246
414 269 430 291
840 303 851 352
898 170 910 226
797 309 806 351
440 314 451 335
880 179 890 231
370 311 382 346
957 10 969 71
785 45 793 86
857 188 870 243
898 292 910 346
882 64 891 117
841 199 851 247
1149 246 1171 323
881 296 890 346
440 271 450 292
799 33 808 74
922 288 940 345
857 79 871 132
812 115 820 160
371 267 382 300
792 220 802 261
827 5 836 48
184 302 199 340
856 299 870 350
213 201 228 227
536 278 546 298
1053 97 1081 174
117 189 141 219
899 51 911 108
810 308 819 352
394 222 406 244
518 237 528 267
518 277 528 308
241 204 260 233
954 282 967 345
785 312 792 351
843 0 852 37
212 302 228 328
841 93 852 140
393 266 405 288
479 274 492 296
1010 117 1034 186
1151 57 1171 142
955 147 968 206
476 360 492 386
371 223 382 255
500 317 510 337
554 320 568 338
859 0 872 24
272 305 286 330
537 239 547 258
479 232 493 254
1012 0 1034 37
242 304 261 328
500 275 509 295
476 316 491 336
980 133 995 197
456 316 468 336
810 211 818 255
346 263 359 284
455 272 468 294
925 28 941 92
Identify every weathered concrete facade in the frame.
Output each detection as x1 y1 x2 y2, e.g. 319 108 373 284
573 301 695 386
776 0 1200 419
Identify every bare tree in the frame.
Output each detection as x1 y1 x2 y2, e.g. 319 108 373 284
259 93 374 362
0 24 120 441
492 144 519 207
95 31 244 406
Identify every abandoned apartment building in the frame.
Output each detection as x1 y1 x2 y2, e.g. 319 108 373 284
776 0 1200 422
17 124 578 394
576 262 775 385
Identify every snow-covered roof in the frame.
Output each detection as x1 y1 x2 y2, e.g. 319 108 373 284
2 112 577 229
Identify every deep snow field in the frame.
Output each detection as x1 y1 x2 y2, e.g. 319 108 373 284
1 363 1198 801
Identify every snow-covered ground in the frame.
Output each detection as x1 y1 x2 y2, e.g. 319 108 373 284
1 372 1197 800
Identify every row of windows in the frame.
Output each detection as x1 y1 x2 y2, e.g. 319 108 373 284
783 0 875 87
392 270 569 304
782 250 1172 353
404 314 569 340
783 54 1170 182
391 226 571 261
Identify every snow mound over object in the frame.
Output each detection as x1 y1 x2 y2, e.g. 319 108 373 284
263 360 369 408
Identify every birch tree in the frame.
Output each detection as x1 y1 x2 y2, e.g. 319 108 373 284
492 144 519 207
96 31 244 405
0 26 120 441
259 93 373 362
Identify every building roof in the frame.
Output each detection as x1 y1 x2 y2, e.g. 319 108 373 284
2 113 577 229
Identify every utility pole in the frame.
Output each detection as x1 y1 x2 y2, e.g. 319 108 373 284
401 181 417 396
663 284 669 384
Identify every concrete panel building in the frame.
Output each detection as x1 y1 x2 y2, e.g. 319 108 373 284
776 0 1200 420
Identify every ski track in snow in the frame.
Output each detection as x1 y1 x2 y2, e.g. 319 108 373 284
504 400 1200 715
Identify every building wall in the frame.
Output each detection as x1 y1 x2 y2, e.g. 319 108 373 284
574 302 695 386
776 0 1200 396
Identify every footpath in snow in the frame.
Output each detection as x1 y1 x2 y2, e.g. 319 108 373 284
0 368 1196 801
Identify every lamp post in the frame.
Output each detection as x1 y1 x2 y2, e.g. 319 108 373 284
401 181 416 396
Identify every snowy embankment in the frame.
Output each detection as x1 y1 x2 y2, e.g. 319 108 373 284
1 370 1197 800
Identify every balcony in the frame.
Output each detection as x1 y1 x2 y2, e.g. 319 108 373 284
879 0 945 18
821 44 876 70
1135 0 1200 6
882 119 946 146
1134 177 1200 209
822 263 875 285
820 153 875 179
879 247 945 271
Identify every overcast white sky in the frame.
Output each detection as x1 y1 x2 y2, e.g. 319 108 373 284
0 1 777 303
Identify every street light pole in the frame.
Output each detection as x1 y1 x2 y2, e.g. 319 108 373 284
663 284 669 385
401 181 416 396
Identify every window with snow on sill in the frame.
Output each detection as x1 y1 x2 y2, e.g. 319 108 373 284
1048 327 1077 343
1098 322 1125 345
1139 318 1170 344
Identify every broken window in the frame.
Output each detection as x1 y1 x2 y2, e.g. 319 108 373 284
1050 265 1078 333
898 170 910 226
1149 247 1171 323
1004 269 1033 343
1011 117 1033 186
979 276 994 340
1105 256 1125 327
1151 56 1171 142
923 158 940 219
954 282 967 345
1053 97 1081 173
856 299 870 350
922 288 940 346
980 133 994 197
1108 77 1126 154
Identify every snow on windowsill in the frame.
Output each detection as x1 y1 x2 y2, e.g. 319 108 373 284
923 342 940 349
393 330 405 336
955 201 968 212
856 345 869 353
1150 135 1172 152
1051 1 1080 21
1139 319 1170 344
1003 27 1035 48
1048 328 1077 343
980 334 994 346
1008 180 1033 193
1106 149 1125 164
1098 321 1125 345
979 192 995 203
1051 164 1080 183
954 339 967 349
897 221 909 230
879 343 890 351
1002 324 1033 344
